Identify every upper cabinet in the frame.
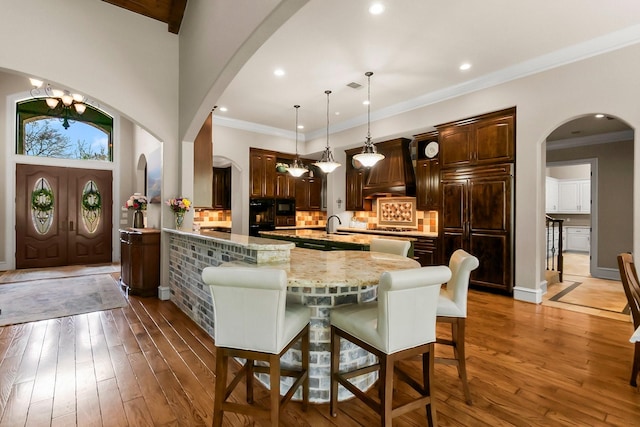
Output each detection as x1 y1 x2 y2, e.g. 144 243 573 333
557 179 590 213
193 113 213 207
546 176 559 213
212 167 231 210
295 167 323 211
414 131 440 211
436 107 515 169
250 149 276 198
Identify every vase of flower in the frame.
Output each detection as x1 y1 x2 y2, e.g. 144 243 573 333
175 211 185 230
166 197 191 230
125 193 148 229
133 210 144 228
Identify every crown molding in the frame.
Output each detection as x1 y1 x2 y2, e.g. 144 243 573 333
222 24 640 140
546 129 634 150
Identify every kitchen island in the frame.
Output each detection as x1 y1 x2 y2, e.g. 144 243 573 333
260 228 416 252
165 228 420 402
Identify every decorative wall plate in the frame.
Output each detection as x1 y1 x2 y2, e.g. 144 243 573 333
425 141 439 158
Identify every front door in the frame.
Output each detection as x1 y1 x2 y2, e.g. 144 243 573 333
16 164 113 269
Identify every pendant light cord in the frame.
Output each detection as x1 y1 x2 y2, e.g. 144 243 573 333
294 104 300 159
366 71 373 146
325 90 331 149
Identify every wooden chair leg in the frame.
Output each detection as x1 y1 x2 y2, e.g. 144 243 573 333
330 326 340 417
269 354 281 426
453 318 472 405
422 345 437 427
380 355 393 427
631 342 639 387
302 326 310 411
246 358 254 403
213 348 228 427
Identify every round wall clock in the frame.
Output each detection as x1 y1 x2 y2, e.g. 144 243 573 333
425 141 439 158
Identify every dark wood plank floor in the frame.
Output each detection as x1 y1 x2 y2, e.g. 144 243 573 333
1 288 639 426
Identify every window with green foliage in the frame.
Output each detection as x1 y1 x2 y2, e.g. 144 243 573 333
16 99 113 161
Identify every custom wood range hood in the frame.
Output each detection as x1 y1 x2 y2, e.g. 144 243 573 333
362 137 416 199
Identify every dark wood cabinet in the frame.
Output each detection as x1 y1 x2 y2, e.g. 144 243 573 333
416 159 440 211
413 236 439 266
276 172 296 199
250 150 276 198
437 107 515 169
440 163 513 292
120 228 160 297
345 146 372 211
295 169 322 211
212 167 231 209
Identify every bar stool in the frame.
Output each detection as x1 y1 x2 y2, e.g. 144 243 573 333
202 266 310 426
436 249 479 405
330 265 452 426
370 237 411 257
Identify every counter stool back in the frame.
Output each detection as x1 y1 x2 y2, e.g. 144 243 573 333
370 237 411 257
330 265 452 426
436 249 479 405
202 266 310 426
617 252 640 386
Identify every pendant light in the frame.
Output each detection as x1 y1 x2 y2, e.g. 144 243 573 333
287 105 308 177
314 90 341 173
353 71 385 167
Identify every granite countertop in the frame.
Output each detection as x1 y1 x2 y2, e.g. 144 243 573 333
163 228 295 251
222 247 420 287
336 227 438 238
260 229 416 244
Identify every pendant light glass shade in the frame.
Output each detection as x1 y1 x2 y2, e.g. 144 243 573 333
288 105 308 177
353 71 385 168
314 90 341 173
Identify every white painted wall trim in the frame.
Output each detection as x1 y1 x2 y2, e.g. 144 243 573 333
514 283 546 304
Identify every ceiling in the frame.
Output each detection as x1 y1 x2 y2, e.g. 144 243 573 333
102 0 187 34
108 0 640 145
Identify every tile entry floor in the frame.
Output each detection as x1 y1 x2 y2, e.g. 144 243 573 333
543 252 631 322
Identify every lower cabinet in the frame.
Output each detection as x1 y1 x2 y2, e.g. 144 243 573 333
120 228 160 297
566 227 590 252
413 236 439 266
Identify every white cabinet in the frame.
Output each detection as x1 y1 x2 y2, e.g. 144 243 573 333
557 179 590 214
546 177 559 213
566 227 590 252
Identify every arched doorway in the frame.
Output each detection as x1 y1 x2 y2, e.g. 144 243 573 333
543 114 633 319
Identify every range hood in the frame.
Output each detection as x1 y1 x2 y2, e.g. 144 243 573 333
361 137 416 198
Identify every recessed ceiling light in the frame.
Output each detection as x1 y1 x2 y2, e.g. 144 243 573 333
219 106 228 112
298 125 304 129
459 63 471 71
363 100 370 105
369 2 385 15
335 112 340 116
274 68 285 77
595 113 605 118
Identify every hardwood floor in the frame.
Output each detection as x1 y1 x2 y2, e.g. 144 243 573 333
1 280 639 425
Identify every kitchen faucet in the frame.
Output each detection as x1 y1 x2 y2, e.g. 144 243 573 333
326 215 342 234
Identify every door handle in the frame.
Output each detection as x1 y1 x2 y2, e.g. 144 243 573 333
70 221 74 231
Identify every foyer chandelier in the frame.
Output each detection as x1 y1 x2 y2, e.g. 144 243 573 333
353 71 385 167
313 90 341 174
29 78 88 129
287 105 308 177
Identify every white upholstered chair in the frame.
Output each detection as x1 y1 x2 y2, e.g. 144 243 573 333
330 265 452 426
370 237 411 257
202 266 310 426
436 249 479 405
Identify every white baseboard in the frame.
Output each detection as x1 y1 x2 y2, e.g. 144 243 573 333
513 283 546 304
158 286 171 300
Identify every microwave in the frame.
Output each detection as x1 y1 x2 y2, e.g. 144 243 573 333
276 199 296 216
